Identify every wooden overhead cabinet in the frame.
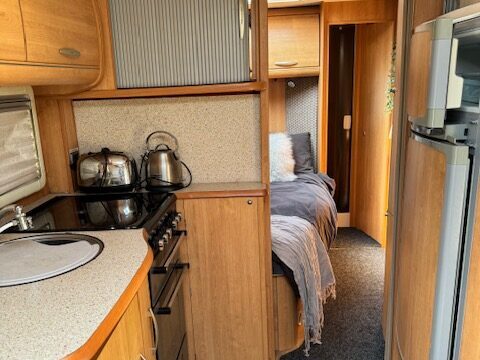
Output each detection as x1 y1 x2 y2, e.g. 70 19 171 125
268 10 320 78
20 0 100 66
0 0 26 61
0 0 100 86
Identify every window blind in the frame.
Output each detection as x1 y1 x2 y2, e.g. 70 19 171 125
0 108 41 196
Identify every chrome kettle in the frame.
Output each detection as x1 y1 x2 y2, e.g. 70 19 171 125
144 131 188 190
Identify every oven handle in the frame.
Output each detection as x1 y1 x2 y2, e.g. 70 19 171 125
148 307 159 353
151 230 186 274
154 263 188 315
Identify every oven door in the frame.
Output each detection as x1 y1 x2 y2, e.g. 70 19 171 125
153 262 188 360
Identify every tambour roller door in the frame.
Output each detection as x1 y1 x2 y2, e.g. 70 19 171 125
109 0 250 88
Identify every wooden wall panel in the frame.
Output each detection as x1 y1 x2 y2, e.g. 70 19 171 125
412 0 443 28
21 98 78 202
269 79 286 132
350 22 394 246
323 0 396 24
90 0 117 91
383 0 406 339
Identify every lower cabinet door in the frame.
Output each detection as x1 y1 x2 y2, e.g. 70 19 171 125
183 197 268 360
96 294 145 360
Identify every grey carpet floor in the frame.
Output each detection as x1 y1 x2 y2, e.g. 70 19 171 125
281 227 386 360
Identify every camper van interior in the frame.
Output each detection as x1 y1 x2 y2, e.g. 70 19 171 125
1 1 480 360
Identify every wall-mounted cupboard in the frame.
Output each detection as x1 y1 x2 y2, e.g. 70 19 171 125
0 0 101 86
268 8 320 78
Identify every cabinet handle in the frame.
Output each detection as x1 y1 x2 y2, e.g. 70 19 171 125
59 48 81 58
239 0 245 40
274 61 298 67
148 307 159 353
139 354 147 360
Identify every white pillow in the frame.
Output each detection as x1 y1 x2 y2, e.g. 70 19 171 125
269 133 297 182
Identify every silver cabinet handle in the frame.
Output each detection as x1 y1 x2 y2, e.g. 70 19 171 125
59 48 81 58
239 0 245 39
274 61 298 67
139 354 147 360
148 307 159 353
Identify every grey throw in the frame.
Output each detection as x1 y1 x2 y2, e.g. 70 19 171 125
271 215 336 356
271 173 337 249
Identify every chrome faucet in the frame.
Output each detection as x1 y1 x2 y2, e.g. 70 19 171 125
0 205 33 233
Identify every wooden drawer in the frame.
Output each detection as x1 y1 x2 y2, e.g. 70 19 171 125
20 0 100 66
268 14 320 76
0 0 26 61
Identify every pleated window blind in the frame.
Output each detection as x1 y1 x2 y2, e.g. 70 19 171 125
0 107 41 197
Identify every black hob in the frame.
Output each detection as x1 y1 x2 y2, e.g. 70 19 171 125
15 192 173 233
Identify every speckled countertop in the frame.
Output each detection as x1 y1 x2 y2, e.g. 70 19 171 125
0 229 149 360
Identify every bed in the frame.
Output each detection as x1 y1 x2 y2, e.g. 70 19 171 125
269 132 338 357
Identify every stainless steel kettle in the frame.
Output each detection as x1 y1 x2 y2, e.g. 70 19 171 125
144 131 187 190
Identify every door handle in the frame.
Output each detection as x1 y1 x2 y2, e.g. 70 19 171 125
343 115 352 130
148 307 159 353
59 48 81 58
239 0 245 39
274 61 298 67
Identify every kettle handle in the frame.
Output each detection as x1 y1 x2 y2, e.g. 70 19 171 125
146 131 179 152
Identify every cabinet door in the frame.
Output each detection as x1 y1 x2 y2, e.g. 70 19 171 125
0 0 26 61
96 295 146 360
183 197 267 360
20 0 99 66
137 278 156 360
268 14 319 74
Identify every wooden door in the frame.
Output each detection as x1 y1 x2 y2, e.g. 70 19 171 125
96 295 146 360
20 0 100 66
0 0 26 61
350 22 394 246
393 136 468 359
183 197 267 360
268 13 320 74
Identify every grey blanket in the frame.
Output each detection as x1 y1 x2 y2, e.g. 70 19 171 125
271 173 338 249
271 215 336 355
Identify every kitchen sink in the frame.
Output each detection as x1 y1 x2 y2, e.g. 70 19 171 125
0 233 104 287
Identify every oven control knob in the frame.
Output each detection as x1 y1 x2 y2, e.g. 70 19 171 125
166 228 173 239
175 213 183 222
162 233 169 244
158 239 165 251
172 220 178 229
